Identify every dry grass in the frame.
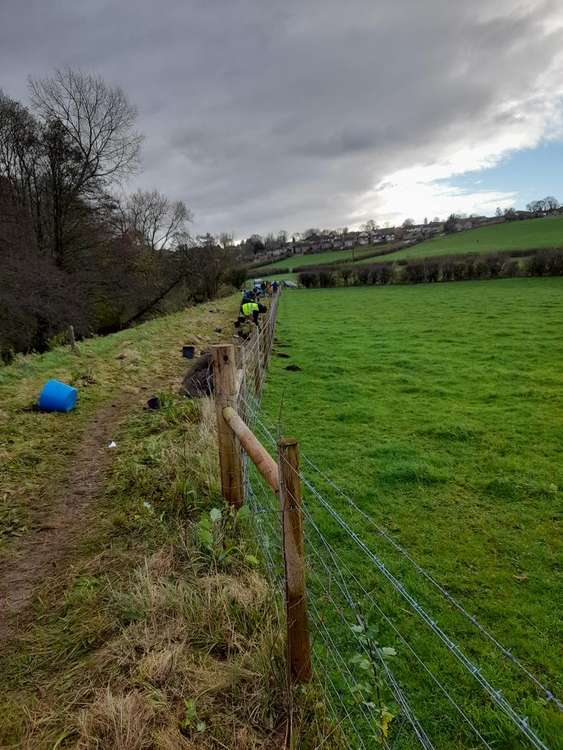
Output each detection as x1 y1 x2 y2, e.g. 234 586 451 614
2 389 340 749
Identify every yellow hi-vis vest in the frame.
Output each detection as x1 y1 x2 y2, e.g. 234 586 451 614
242 302 259 316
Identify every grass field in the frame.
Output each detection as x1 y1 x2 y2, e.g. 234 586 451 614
365 215 563 263
255 248 356 271
261 279 563 748
253 244 389 274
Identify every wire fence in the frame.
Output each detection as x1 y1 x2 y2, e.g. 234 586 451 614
233 291 559 750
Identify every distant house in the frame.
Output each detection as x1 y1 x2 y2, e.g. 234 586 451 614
454 220 473 232
358 231 370 245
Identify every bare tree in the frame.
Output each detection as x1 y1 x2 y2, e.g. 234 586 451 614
362 219 378 232
0 92 47 249
544 196 559 213
218 232 234 249
29 68 142 263
402 218 415 227
123 189 191 251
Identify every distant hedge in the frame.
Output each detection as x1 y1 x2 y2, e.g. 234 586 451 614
297 248 563 289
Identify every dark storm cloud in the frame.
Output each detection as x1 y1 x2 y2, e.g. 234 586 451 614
1 0 563 235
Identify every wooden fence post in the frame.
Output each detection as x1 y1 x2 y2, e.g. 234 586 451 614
278 437 312 684
211 344 244 508
254 325 263 395
68 325 78 354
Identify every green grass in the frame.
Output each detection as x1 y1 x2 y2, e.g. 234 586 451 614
0 296 239 550
0 297 339 748
365 215 563 263
255 248 358 272
254 244 391 274
247 271 299 283
261 279 563 748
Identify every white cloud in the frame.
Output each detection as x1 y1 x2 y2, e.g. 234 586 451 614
2 0 563 234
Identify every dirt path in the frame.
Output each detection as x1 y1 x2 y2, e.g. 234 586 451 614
0 396 130 646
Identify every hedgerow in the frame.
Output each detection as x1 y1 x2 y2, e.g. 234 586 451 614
298 248 563 289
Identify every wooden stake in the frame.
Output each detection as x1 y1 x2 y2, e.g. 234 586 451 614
211 344 244 508
254 325 263 395
278 437 312 684
68 325 78 354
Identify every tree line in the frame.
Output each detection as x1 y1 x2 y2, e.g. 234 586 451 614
0 68 242 361
298 247 563 288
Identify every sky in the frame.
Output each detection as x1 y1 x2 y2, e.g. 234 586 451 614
1 0 563 237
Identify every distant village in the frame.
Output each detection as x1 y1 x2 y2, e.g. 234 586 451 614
247 202 559 266
252 215 506 265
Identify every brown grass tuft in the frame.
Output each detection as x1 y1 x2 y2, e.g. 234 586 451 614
77 689 155 750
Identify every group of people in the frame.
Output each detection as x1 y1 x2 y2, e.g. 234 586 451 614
259 279 279 297
236 279 279 336
239 288 267 326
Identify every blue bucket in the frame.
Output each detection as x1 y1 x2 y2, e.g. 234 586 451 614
37 379 78 413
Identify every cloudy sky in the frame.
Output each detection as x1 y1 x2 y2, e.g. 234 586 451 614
2 0 563 237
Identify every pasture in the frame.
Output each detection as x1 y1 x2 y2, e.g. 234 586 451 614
254 244 387 274
368 215 563 263
260 278 563 748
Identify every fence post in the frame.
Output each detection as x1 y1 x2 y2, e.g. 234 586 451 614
254 325 263 395
68 325 78 354
278 437 312 684
211 344 244 508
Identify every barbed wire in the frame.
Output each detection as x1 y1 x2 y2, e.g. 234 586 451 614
302 502 494 749
246 450 433 748
299 454 562 712
241 405 562 719
305 548 435 750
299 473 551 750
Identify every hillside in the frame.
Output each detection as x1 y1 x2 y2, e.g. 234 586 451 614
0 296 331 749
252 217 563 279
363 215 563 263
253 244 391 275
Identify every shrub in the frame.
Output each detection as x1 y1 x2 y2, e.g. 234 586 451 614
298 271 318 288
424 261 440 283
404 261 425 283
355 268 370 285
502 259 521 277
318 270 336 288
228 267 249 289
526 249 563 276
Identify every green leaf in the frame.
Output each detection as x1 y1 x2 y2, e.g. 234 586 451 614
351 624 364 634
244 554 260 567
381 646 397 657
180 699 197 728
237 505 252 522
209 507 222 523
